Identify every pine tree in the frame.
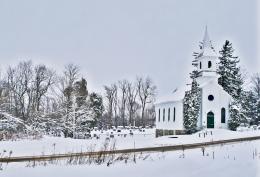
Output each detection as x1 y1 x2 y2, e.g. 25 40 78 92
62 77 91 137
228 100 242 131
89 92 104 128
183 79 201 131
183 91 192 129
252 73 260 124
73 78 94 135
74 78 88 107
218 40 245 130
190 42 203 79
218 40 244 100
240 91 258 125
183 42 203 131
257 100 260 124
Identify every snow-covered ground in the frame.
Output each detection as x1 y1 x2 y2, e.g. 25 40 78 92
0 128 260 157
1 139 260 177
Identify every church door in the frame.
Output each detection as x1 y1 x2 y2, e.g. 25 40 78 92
207 112 214 128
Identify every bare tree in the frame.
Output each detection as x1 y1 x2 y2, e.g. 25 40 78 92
32 64 56 112
5 61 56 122
112 84 118 127
6 61 33 120
64 64 80 87
126 81 138 126
62 64 80 107
118 80 127 127
136 76 156 127
104 84 117 128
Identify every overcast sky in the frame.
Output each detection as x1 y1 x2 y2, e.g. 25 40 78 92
0 0 259 97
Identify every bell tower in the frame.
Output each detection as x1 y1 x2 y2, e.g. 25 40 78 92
196 27 219 85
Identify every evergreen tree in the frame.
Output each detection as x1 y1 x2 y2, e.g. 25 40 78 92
240 91 258 125
183 79 201 130
190 42 203 79
89 92 104 128
73 78 94 135
218 40 244 100
251 73 260 124
228 100 242 131
218 40 245 130
257 100 260 124
74 78 88 107
62 86 74 137
252 73 260 99
183 43 203 131
62 77 91 137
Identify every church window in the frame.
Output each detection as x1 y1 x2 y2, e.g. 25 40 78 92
163 108 165 122
208 61 212 68
158 109 160 122
221 108 226 123
168 108 170 121
199 62 202 69
208 95 214 101
173 107 176 121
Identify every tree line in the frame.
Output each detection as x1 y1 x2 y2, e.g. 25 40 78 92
0 61 157 136
103 77 156 129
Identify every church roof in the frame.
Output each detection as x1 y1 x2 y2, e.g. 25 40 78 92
198 26 217 57
155 84 191 105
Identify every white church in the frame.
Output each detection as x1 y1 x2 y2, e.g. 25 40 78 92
155 28 232 136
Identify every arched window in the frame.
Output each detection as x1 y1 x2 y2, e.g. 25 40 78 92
208 61 212 68
158 109 160 122
221 108 226 123
199 62 202 69
173 107 176 122
207 111 214 128
168 108 170 121
163 108 165 122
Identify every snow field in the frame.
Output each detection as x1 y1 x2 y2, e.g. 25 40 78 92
1 139 260 177
0 128 260 157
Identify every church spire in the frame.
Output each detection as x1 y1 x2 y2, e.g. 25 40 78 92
196 26 219 85
200 26 216 56
202 26 211 49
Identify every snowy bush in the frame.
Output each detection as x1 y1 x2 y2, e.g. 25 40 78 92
0 112 28 134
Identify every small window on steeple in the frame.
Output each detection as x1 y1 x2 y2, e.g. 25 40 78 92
208 61 212 68
199 62 202 69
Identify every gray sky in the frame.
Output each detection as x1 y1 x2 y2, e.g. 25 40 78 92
0 0 259 97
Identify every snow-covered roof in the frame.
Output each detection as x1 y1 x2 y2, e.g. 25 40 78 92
155 85 191 105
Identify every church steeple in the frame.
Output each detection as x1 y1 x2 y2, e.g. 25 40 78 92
196 26 219 85
202 26 211 49
200 26 217 57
